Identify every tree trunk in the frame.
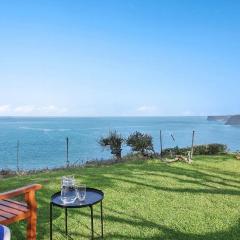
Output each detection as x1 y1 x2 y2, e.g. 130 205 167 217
112 149 122 161
116 150 122 160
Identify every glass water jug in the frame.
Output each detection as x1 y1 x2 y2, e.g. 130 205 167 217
61 175 76 204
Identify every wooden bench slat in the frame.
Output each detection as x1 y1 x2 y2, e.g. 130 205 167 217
0 200 28 212
0 209 16 219
0 215 7 221
6 199 27 207
0 204 23 215
0 211 30 225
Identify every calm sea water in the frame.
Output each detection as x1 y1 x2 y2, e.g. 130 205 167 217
0 117 240 170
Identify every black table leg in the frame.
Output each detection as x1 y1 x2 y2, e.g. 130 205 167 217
100 201 103 239
65 208 68 237
50 203 53 240
90 205 94 239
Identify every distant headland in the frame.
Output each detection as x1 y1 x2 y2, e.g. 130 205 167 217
207 115 240 125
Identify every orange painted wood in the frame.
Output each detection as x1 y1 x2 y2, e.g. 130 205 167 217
0 184 42 240
25 190 37 240
0 184 42 200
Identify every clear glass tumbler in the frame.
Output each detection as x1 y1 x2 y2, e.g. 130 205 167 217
76 184 86 202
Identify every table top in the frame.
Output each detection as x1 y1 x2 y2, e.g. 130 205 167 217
50 187 104 208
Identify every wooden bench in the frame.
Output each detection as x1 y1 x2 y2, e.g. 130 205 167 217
0 184 42 240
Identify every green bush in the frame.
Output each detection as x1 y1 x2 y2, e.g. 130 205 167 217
126 131 154 155
162 144 227 157
161 146 183 157
194 144 228 155
98 131 124 160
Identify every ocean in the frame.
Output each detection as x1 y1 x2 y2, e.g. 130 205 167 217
0 116 240 170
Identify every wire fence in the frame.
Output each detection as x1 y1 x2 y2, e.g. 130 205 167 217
0 130 197 171
0 138 103 171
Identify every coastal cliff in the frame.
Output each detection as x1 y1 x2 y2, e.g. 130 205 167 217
207 115 231 122
225 115 240 125
207 115 240 125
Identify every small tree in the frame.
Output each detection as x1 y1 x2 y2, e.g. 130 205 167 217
98 131 124 160
127 131 154 155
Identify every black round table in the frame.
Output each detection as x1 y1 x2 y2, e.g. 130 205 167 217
50 187 104 240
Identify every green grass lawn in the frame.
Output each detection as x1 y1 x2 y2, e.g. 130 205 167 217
1 155 240 240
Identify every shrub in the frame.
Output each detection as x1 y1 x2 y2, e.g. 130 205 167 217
161 146 182 157
162 143 227 157
126 131 154 155
194 144 227 155
98 131 124 160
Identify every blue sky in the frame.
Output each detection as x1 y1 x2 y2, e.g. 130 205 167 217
0 0 239 116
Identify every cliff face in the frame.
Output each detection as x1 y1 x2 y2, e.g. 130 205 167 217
207 115 240 125
207 115 231 122
225 115 240 125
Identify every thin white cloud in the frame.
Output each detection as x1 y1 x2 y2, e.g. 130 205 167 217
38 105 68 115
137 105 157 114
0 105 11 114
14 105 35 114
0 105 68 116
182 110 193 116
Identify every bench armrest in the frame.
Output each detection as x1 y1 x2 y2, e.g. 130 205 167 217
0 184 42 200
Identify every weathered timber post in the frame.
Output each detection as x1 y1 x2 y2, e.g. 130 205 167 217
160 130 163 158
16 140 20 172
191 130 195 159
66 137 69 167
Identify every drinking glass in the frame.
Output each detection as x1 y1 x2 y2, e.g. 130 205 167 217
61 176 77 204
76 184 86 202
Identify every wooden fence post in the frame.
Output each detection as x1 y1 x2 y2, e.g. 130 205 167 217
66 137 69 167
160 130 163 158
191 130 195 159
16 140 20 172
